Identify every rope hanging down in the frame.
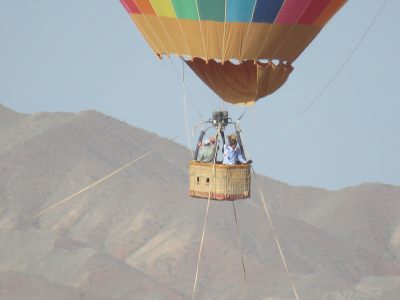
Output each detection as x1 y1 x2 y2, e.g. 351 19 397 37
181 60 193 154
251 166 300 300
165 57 207 118
0 133 182 238
191 135 219 300
256 0 390 153
191 133 249 299
232 201 247 281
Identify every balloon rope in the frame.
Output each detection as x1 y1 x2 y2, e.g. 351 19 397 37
191 133 220 300
181 60 194 154
191 181 212 300
0 132 183 238
175 19 192 58
270 1 311 60
238 108 249 121
235 112 297 298
251 166 300 300
255 0 390 154
253 0 289 61
194 0 208 60
239 0 259 60
222 0 227 62
232 201 247 282
166 57 206 118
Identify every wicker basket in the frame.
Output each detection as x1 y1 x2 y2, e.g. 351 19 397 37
189 160 251 200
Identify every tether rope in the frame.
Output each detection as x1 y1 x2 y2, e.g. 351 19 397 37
170 60 220 111
0 133 182 238
181 60 193 154
237 108 249 122
232 201 247 281
191 133 220 300
255 0 389 154
165 57 206 119
251 166 300 300
191 184 212 300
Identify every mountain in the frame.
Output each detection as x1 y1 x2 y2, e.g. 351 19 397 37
0 104 399 300
0 103 26 132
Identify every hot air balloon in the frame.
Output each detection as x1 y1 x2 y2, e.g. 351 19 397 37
120 0 347 200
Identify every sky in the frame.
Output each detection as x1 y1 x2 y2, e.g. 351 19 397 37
0 0 399 190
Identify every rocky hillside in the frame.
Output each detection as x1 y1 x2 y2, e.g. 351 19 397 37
0 104 399 300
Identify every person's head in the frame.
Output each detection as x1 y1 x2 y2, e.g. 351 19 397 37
203 139 211 146
228 133 237 146
209 136 216 145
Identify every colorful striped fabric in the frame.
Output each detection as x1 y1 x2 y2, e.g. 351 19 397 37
122 0 345 26
120 0 347 105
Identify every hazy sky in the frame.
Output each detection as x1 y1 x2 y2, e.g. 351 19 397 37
0 0 399 190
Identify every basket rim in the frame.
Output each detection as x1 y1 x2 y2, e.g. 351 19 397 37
189 160 251 170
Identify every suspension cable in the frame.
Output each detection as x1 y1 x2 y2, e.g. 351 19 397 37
251 166 300 300
255 0 389 153
0 132 183 238
165 57 208 118
232 201 247 281
237 108 249 122
191 184 212 300
181 60 194 154
235 112 298 300
191 131 220 300
223 114 297 298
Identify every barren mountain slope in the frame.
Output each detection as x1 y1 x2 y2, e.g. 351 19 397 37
0 104 27 131
0 104 399 300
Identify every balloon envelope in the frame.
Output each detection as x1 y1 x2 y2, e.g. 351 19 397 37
121 0 347 105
